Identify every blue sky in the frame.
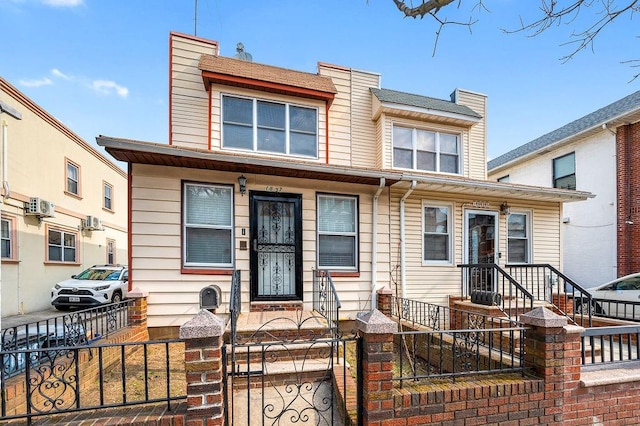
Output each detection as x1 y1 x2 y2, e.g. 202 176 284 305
1 0 638 165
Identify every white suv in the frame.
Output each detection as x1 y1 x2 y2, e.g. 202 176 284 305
51 265 128 310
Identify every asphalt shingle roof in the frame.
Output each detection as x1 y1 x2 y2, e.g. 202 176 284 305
488 90 640 170
370 88 482 119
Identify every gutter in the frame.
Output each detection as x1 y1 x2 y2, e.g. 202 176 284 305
399 180 416 299
371 178 385 309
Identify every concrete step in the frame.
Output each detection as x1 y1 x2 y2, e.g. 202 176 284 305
226 310 333 344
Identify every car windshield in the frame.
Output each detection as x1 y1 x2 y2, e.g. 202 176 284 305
75 268 121 281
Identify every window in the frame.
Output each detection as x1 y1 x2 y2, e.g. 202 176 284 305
66 159 81 196
106 239 115 265
507 213 530 263
553 152 576 190
1 216 15 260
183 182 234 267
48 228 77 263
393 125 460 174
222 95 318 157
104 182 113 210
497 175 510 183
423 203 452 263
317 194 358 270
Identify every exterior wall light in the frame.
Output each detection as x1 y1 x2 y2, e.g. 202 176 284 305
238 175 247 196
500 202 510 215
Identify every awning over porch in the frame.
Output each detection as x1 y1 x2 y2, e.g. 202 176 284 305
96 135 593 203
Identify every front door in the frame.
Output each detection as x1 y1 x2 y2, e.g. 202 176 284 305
249 192 303 301
464 210 498 292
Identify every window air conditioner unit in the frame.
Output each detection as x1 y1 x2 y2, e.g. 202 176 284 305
84 215 103 231
26 197 55 217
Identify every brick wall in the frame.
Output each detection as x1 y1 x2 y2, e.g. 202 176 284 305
616 122 640 276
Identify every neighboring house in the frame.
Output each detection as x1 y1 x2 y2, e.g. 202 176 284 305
97 32 590 329
488 91 640 288
0 77 128 316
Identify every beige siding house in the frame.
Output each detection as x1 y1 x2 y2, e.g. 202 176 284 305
98 32 590 329
0 77 128 317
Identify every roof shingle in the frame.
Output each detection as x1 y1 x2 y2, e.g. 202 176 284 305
371 87 482 119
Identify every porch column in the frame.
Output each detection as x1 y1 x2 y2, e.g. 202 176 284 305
356 309 398 425
520 307 584 423
179 309 226 426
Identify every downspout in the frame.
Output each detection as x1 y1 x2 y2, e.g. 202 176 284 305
2 118 9 200
371 178 385 309
400 181 417 299
325 103 330 164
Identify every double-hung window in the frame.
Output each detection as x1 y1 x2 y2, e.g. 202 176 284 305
222 95 318 157
48 228 77 263
423 203 452 263
1 217 14 260
393 125 460 174
107 239 115 265
66 159 80 196
183 182 234 268
553 152 576 190
104 182 113 210
507 212 530 263
317 194 358 270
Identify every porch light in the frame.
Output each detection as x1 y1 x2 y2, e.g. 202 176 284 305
238 175 247 196
500 202 510 215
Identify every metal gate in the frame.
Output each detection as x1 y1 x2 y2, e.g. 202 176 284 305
226 314 359 426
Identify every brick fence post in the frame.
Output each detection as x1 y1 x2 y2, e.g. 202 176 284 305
376 287 393 317
356 309 398 426
520 307 584 424
127 287 148 328
179 309 226 426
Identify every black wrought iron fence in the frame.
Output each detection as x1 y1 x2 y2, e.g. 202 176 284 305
312 269 341 338
390 296 517 331
1 300 132 379
581 324 640 365
0 339 185 424
394 326 527 385
507 264 593 326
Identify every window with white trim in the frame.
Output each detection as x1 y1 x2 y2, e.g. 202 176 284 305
104 182 113 210
393 125 460 174
48 228 77 263
507 212 530 263
317 194 358 270
183 182 234 267
423 203 452 263
66 159 80 196
1 217 13 259
222 95 318 157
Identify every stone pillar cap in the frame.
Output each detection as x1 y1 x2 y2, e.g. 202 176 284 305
356 309 397 334
377 287 393 295
520 307 568 328
128 287 149 298
179 309 225 339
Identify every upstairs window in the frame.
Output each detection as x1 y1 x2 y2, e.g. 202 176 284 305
393 126 460 174
222 95 318 158
104 182 113 210
66 159 81 196
183 182 234 268
507 213 530 264
317 194 358 270
553 152 576 190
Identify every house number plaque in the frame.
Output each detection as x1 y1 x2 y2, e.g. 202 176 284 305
471 201 490 208
265 186 283 193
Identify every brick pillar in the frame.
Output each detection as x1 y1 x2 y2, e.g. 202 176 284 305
520 307 584 424
616 122 640 276
179 309 226 426
376 287 393 317
127 287 148 327
356 309 398 425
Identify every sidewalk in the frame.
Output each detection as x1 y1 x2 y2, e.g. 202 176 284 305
1 307 60 330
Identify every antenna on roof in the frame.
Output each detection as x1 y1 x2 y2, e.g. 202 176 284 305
233 42 253 62
194 0 198 36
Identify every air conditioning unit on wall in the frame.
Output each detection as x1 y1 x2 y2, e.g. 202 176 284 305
26 197 55 217
84 215 103 231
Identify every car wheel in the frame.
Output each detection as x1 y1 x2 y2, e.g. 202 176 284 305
111 291 122 304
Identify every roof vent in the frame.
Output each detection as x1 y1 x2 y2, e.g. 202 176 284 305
233 42 253 62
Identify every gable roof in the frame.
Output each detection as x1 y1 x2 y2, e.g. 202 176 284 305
488 90 640 171
370 87 482 120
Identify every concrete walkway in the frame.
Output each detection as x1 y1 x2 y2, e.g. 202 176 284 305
1 307 61 330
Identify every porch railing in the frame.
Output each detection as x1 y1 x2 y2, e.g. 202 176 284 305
458 263 534 318
581 324 640 365
506 264 593 326
390 295 517 330
312 269 341 338
1 300 132 379
0 339 185 424
229 269 241 345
